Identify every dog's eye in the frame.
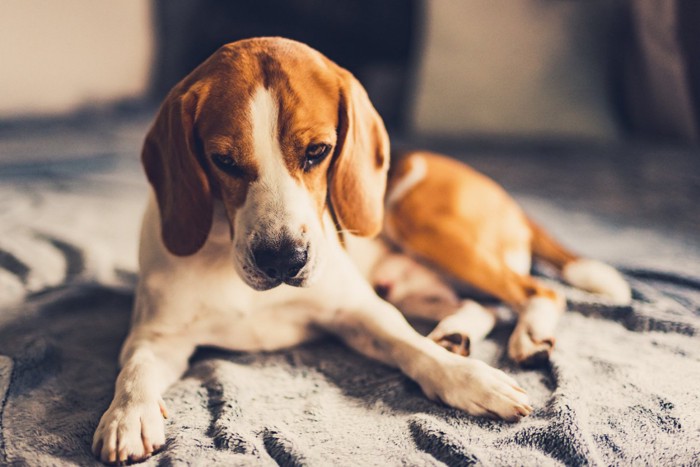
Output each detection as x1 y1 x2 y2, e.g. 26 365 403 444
303 143 331 171
212 154 244 177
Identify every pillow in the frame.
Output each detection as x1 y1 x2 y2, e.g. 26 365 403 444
409 0 622 140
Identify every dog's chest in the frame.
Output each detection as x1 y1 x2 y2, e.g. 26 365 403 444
184 279 327 352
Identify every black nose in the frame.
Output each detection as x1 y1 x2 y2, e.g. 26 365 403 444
252 239 308 281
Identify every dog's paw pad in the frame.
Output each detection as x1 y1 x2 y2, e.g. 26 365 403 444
432 332 471 357
509 330 555 367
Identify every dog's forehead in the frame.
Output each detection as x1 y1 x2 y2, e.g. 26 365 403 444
198 42 340 154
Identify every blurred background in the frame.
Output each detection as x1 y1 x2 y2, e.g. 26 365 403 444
0 0 698 283
2 0 700 141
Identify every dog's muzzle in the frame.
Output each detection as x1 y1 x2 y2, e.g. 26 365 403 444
251 237 309 286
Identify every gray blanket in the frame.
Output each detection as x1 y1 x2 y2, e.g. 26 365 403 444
1 116 699 465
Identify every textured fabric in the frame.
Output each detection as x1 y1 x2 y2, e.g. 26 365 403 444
1 117 699 465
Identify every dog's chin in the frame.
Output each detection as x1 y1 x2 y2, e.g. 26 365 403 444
235 257 280 291
246 277 282 291
236 261 319 291
284 276 312 288
241 272 315 291
238 268 278 291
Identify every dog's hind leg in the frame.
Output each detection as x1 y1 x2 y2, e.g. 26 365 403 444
370 251 497 357
507 291 565 366
388 220 565 365
426 300 497 356
528 218 631 304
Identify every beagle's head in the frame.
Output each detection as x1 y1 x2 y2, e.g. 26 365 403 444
142 38 390 290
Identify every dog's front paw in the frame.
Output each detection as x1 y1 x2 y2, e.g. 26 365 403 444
419 356 532 422
92 398 167 464
427 301 496 357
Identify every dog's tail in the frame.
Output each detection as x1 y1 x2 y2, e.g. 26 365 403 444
527 218 631 304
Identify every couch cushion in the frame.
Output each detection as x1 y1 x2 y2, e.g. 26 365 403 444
410 0 622 140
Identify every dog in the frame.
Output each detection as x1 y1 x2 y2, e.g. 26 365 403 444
92 37 631 464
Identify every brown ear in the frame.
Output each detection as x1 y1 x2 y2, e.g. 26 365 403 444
329 70 390 237
142 84 213 256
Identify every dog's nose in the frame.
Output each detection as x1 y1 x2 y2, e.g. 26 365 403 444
252 239 308 281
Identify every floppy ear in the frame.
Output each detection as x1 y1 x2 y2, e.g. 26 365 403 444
329 70 390 237
142 84 213 256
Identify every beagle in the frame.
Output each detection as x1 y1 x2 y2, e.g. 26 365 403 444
92 37 631 464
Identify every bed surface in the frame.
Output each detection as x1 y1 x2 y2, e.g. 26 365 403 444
1 114 699 465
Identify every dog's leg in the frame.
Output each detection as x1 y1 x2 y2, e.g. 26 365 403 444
92 329 195 464
434 247 565 366
319 279 532 421
392 222 564 365
443 260 564 366
426 300 497 357
371 252 496 357
434 243 565 366
441 263 565 365
507 292 565 366
398 296 496 357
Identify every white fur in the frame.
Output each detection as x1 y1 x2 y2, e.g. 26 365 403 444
519 296 563 340
504 249 532 276
508 295 563 362
385 154 427 206
233 87 326 289
343 233 390 279
92 91 531 464
366 248 461 321
428 300 496 344
563 258 631 305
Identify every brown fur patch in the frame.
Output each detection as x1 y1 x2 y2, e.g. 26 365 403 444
384 151 564 309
